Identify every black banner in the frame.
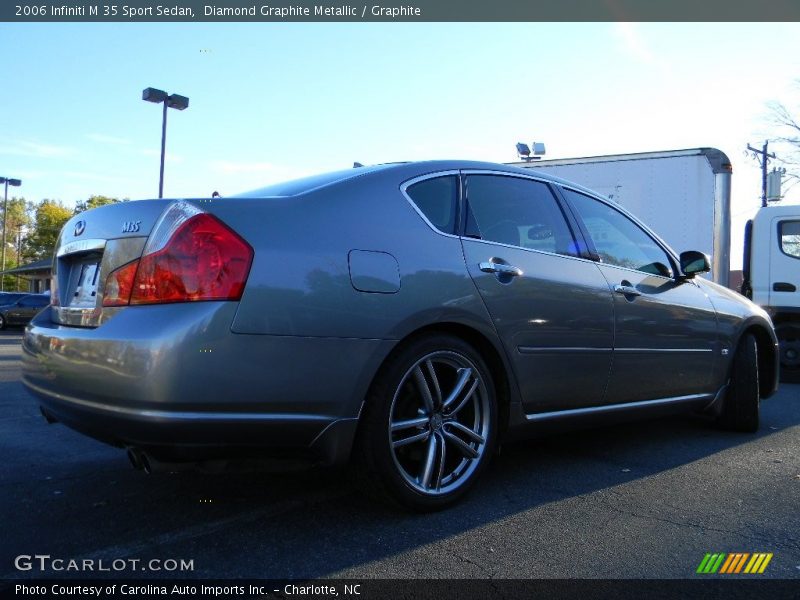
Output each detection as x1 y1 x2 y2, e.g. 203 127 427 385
2 579 800 600
2 0 800 23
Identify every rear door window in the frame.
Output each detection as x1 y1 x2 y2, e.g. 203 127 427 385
464 175 578 256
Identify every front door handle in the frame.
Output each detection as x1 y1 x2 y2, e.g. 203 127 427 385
614 283 641 297
773 282 797 292
480 261 523 277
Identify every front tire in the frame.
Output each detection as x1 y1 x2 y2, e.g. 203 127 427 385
356 334 497 511
0 314 5 330
718 333 760 432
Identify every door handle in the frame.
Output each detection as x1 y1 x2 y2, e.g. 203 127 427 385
614 283 641 297
773 282 797 292
479 261 523 277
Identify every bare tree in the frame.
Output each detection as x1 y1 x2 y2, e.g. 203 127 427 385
766 92 800 194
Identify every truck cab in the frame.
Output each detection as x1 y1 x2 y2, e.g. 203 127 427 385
743 204 800 379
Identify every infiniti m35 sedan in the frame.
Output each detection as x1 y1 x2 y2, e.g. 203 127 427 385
22 161 779 510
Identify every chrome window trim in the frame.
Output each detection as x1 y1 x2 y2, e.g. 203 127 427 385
460 235 597 265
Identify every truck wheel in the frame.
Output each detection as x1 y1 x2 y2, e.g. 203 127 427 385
355 334 497 511
718 333 760 432
777 325 800 383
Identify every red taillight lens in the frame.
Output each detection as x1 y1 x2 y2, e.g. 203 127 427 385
131 213 252 305
101 208 253 308
103 260 140 307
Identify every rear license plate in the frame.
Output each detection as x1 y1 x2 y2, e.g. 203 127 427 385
69 260 101 308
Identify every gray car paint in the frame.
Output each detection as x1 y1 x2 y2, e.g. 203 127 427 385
22 160 779 466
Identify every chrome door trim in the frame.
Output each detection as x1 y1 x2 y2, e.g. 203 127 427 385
614 348 714 354
517 346 612 354
524 393 714 422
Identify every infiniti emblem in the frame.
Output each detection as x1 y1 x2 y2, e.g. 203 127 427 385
74 220 86 236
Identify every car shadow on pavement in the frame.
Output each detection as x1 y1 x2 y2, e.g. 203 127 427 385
2 373 799 580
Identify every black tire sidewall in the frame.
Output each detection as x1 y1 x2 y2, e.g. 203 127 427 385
720 333 760 432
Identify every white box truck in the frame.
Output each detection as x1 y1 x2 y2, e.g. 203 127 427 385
510 148 799 380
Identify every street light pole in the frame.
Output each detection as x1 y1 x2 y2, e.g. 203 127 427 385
142 88 189 199
0 176 22 292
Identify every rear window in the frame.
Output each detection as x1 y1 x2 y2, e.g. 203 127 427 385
234 164 400 198
405 176 459 234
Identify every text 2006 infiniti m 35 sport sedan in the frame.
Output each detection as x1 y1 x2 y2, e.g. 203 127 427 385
23 161 779 510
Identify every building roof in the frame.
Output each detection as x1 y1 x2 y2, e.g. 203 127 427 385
0 258 52 275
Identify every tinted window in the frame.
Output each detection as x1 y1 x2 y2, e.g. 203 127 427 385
465 175 577 256
779 220 800 259
564 188 674 277
406 176 459 234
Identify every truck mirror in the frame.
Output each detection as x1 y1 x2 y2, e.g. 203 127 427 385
680 251 711 278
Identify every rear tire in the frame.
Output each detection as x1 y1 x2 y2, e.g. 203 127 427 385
718 333 760 432
355 334 497 511
0 314 5 330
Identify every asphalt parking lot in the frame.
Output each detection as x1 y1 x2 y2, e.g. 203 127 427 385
1 327 799 582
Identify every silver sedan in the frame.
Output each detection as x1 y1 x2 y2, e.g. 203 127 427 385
22 161 779 510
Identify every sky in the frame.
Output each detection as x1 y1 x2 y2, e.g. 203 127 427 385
2 22 800 267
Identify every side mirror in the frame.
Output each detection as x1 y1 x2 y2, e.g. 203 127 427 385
679 250 710 279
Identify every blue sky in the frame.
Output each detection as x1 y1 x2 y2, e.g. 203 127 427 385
2 22 800 264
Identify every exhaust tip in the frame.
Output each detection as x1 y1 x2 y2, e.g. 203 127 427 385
139 453 153 475
127 447 146 472
39 407 57 424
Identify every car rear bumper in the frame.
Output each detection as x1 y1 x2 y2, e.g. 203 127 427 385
22 303 394 465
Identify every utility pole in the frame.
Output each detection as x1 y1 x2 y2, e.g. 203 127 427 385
16 225 22 292
747 141 777 208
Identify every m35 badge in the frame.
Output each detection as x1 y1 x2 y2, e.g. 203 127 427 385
122 221 141 233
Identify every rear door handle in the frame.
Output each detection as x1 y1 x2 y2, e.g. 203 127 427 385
480 261 523 277
614 283 641 297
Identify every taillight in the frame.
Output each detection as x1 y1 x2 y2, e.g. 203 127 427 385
102 260 139 307
102 202 253 307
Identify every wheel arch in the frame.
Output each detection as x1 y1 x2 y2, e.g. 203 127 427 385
738 323 779 400
360 321 517 440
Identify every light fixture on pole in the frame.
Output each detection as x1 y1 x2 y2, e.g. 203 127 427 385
142 87 189 198
0 176 21 292
515 142 546 162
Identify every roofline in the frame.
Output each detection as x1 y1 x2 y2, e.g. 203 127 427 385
508 147 732 174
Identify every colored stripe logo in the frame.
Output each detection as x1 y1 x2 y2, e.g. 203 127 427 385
696 553 773 574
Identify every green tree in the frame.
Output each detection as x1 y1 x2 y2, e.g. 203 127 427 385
24 199 73 261
0 196 33 289
74 195 120 214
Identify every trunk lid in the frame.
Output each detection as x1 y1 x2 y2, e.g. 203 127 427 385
52 199 171 327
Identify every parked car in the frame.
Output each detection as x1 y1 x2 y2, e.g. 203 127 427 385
0 291 28 307
0 294 50 330
22 161 779 510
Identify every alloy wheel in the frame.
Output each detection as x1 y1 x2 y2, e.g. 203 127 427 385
388 350 491 495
